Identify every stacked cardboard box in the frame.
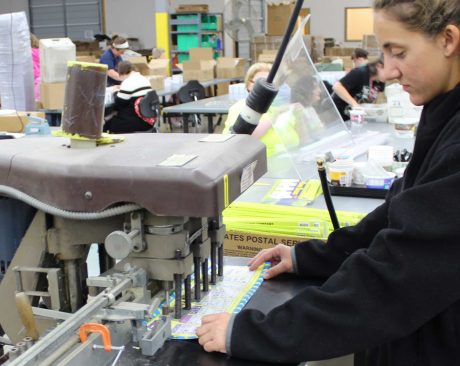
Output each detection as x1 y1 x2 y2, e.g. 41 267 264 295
216 57 246 95
181 48 215 82
258 49 277 63
125 57 169 90
251 35 283 63
324 47 355 57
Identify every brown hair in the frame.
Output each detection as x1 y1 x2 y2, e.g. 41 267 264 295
373 0 460 37
352 48 369 60
367 57 384 76
111 35 127 48
117 61 136 75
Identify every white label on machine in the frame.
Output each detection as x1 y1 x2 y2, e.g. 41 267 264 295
240 161 257 192
158 154 197 167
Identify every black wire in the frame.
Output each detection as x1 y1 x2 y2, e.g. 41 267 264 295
267 0 305 84
317 162 340 231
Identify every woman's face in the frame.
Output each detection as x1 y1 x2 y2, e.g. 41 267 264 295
374 10 458 106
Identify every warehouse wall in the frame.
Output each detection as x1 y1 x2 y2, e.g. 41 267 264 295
0 0 29 18
0 0 374 55
104 0 157 50
303 0 373 47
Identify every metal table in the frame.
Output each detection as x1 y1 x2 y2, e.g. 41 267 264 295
162 94 240 133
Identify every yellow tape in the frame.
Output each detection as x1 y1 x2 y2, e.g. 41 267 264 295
67 60 107 70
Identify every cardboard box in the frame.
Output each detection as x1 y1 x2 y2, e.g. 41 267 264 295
181 48 216 82
126 56 151 76
324 47 355 57
0 111 45 133
40 82 66 110
251 35 283 63
74 40 100 52
267 3 296 36
182 60 215 81
258 50 277 63
362 34 378 49
76 55 98 63
128 57 170 77
147 75 165 91
148 59 169 76
189 47 213 60
216 57 246 79
224 230 304 258
175 4 208 13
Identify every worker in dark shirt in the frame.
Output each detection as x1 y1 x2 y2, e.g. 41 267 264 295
99 35 129 86
197 0 460 364
351 47 369 68
332 58 386 121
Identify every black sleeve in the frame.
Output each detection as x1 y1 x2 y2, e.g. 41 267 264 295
294 178 402 279
339 68 366 97
229 144 460 363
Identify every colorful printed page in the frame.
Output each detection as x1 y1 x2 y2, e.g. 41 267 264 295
261 179 322 207
147 264 268 339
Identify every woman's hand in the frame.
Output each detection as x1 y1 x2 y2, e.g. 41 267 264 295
248 244 294 279
196 313 231 354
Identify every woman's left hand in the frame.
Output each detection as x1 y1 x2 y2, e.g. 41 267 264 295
196 312 231 353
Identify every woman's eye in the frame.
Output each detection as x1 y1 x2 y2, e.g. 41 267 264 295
392 51 405 59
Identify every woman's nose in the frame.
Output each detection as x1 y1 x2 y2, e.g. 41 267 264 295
380 62 401 82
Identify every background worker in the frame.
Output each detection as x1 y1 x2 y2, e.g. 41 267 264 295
103 61 155 133
197 0 460 364
99 35 130 87
223 62 271 134
331 57 385 120
351 47 369 68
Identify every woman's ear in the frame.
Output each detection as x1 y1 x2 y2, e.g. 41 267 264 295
442 24 460 57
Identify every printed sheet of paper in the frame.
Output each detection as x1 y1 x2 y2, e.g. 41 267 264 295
147 264 268 339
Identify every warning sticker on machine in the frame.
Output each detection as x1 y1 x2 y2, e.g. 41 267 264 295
240 160 257 192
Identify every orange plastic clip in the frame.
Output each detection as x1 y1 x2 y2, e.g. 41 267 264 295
79 323 112 352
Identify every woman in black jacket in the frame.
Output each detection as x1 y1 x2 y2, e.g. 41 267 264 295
197 0 460 364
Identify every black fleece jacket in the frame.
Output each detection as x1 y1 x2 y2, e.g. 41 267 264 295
229 83 460 365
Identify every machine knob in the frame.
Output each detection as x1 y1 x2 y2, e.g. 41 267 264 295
105 230 139 260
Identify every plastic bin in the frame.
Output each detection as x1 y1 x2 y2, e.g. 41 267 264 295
201 15 218 30
359 103 388 123
0 198 36 280
39 38 76 83
178 54 190 63
176 14 199 32
177 34 199 51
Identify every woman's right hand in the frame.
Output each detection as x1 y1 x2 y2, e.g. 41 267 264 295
248 244 294 279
